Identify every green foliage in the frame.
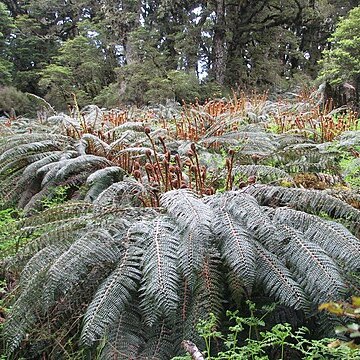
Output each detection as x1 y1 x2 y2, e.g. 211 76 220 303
0 0 358 109
174 306 360 360
0 207 20 259
0 1 14 85
39 35 108 109
0 86 32 115
117 65 205 105
319 6 360 87
0 90 360 358
1 187 360 358
340 157 360 189
41 186 71 210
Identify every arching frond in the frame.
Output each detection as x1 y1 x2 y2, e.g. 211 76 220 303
276 224 347 303
49 155 113 185
43 230 121 308
273 207 360 270
182 250 223 345
0 134 70 156
254 242 308 311
269 143 339 173
140 217 180 324
138 320 177 360
81 244 142 346
99 303 144 360
84 166 124 202
211 205 256 294
245 185 360 226
3 271 48 353
233 164 292 183
225 192 280 252
19 244 69 288
306 221 360 270
78 133 111 156
94 179 146 208
15 151 77 207
161 189 214 288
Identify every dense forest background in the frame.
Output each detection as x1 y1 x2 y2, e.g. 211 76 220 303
0 0 359 112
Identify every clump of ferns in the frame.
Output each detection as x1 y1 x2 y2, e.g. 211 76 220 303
175 92 270 142
2 188 360 359
270 106 359 142
129 130 216 206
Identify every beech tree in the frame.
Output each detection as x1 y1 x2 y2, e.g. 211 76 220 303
319 5 360 104
0 0 359 110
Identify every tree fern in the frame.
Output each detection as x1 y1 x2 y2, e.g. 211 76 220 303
276 224 346 303
2 188 360 359
273 207 360 270
84 167 124 202
233 164 293 184
43 230 122 308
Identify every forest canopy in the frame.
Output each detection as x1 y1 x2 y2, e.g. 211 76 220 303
0 0 360 111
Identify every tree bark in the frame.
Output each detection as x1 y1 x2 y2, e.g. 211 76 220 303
212 0 227 85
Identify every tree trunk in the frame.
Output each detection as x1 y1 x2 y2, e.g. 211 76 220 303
212 0 227 85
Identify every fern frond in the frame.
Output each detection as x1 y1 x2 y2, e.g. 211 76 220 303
276 224 347 303
43 230 121 308
272 207 318 232
212 205 256 294
99 303 144 360
49 155 113 185
273 207 360 270
305 221 360 270
161 190 213 232
140 217 180 324
78 133 110 156
200 130 277 156
161 189 213 288
15 151 76 207
84 167 124 202
8 218 90 271
4 271 47 353
81 244 142 346
182 250 223 347
94 180 146 208
254 242 308 311
271 143 339 173
176 229 203 290
138 320 177 360
224 192 280 252
245 185 360 225
19 244 69 288
233 165 292 183
0 134 70 156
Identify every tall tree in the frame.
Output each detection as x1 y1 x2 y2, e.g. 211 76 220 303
319 5 360 105
0 1 14 84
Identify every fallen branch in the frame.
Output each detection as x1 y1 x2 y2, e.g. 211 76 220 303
181 340 205 360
